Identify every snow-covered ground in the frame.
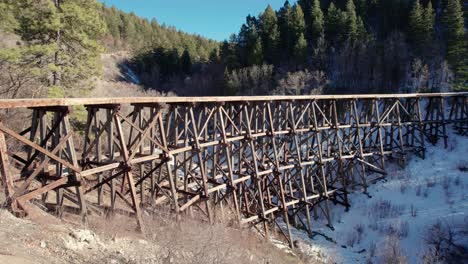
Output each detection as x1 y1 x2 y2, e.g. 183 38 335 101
295 129 468 263
121 63 142 85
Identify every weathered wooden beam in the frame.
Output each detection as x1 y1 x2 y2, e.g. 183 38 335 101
0 93 466 109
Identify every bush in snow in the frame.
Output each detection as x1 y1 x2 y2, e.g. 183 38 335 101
442 176 451 192
369 241 377 258
423 188 429 198
421 248 445 264
410 205 417 217
454 176 461 186
378 235 408 264
425 177 436 188
346 223 366 247
385 221 409 239
415 185 422 196
422 220 468 263
368 200 405 231
456 162 467 172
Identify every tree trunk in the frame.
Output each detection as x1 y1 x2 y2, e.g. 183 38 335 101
52 0 62 87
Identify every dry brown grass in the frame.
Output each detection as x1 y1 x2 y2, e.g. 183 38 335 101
84 210 303 264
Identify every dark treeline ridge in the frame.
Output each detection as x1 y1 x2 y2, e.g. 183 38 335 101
131 0 467 96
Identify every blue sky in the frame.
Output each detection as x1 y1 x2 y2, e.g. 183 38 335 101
99 0 293 41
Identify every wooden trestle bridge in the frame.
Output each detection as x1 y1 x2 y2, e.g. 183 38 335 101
0 93 466 247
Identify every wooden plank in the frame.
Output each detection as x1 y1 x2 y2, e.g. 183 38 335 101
17 177 68 202
0 93 466 109
0 130 15 197
80 162 121 177
11 132 73 200
0 124 81 173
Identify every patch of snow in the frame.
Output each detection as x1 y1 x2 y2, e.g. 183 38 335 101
121 64 141 85
64 229 103 251
295 129 468 263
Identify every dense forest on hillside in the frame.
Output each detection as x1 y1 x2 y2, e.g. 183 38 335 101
132 0 467 96
100 6 219 62
99 5 222 95
0 0 466 99
0 0 220 98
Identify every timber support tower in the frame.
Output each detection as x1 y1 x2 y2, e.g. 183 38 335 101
0 93 467 247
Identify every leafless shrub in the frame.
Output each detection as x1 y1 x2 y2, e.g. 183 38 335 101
422 220 468 263
421 247 445 264
456 163 468 172
355 223 365 242
85 210 299 264
378 236 408 264
442 177 451 192
423 188 429 198
225 64 275 96
399 179 409 194
386 221 409 239
368 200 405 221
346 223 366 247
346 231 358 247
415 185 422 196
369 241 377 258
426 178 436 188
274 69 327 95
410 205 417 217
392 170 407 180
454 176 461 186
405 58 429 93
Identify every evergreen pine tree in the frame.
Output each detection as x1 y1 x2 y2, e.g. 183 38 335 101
259 5 280 64
13 0 106 94
250 37 264 65
104 6 121 40
423 1 435 50
181 49 192 75
237 16 263 66
291 4 307 64
221 35 240 69
0 0 18 33
326 3 347 45
208 48 220 64
355 0 369 18
378 0 407 39
292 4 306 40
345 0 358 41
356 16 367 41
308 0 325 46
423 1 435 47
246 25 263 66
409 0 425 53
278 1 294 57
294 33 308 65
442 0 467 89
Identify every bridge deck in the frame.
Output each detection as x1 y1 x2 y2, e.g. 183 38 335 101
0 92 466 109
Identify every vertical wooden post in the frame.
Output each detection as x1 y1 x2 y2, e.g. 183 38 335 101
0 127 15 209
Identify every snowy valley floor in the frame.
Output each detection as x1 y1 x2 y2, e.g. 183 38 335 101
295 129 468 263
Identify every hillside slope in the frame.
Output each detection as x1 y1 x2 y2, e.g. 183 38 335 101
295 129 468 263
0 207 303 264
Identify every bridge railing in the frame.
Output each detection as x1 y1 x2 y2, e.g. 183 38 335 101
0 93 466 247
